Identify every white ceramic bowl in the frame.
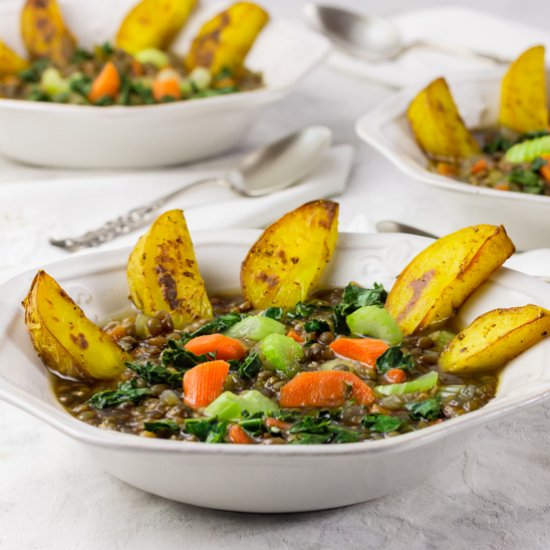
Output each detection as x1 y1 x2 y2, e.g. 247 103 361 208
0 0 330 168
1 230 550 512
356 72 550 251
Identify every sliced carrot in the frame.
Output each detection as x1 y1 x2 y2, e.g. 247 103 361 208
385 368 406 384
228 424 254 444
286 328 304 343
106 324 127 341
183 360 229 409
470 158 488 175
494 182 510 191
436 162 457 177
329 337 389 366
540 154 550 183
152 76 181 101
279 371 375 408
184 334 246 361
265 417 292 431
89 61 121 103
131 58 144 77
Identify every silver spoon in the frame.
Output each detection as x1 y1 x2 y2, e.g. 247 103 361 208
49 126 332 252
304 4 510 65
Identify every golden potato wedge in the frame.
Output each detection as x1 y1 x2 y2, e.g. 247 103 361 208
0 39 28 76
499 45 549 133
385 225 515 336
23 271 128 381
20 0 76 66
185 2 269 75
115 0 197 55
241 200 338 309
407 77 480 161
440 305 550 373
127 209 212 329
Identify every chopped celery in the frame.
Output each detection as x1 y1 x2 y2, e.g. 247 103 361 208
134 313 150 339
240 390 279 415
134 48 169 68
204 391 243 421
375 371 438 396
225 315 285 341
505 135 550 163
189 67 212 90
430 330 456 350
346 305 403 345
259 333 304 377
40 67 70 97
204 390 278 421
438 384 466 399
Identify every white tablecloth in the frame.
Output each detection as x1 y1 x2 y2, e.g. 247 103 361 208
2 1 550 549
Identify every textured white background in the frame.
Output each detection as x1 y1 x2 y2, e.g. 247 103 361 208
1 1 550 549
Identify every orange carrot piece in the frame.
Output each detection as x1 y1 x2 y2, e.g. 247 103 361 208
286 328 304 343
436 162 457 177
329 337 389 366
131 58 144 76
385 368 406 384
540 154 550 183
265 417 292 431
184 334 246 361
89 61 121 103
470 158 488 175
228 424 254 444
494 182 510 191
183 359 229 409
106 324 127 341
279 371 375 408
152 77 181 101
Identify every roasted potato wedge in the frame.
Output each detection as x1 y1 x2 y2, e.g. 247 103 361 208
127 209 213 329
115 0 197 55
440 305 550 373
20 0 76 66
385 225 515 336
185 1 269 75
0 39 28 76
23 271 128 381
407 77 480 161
241 200 338 309
499 45 549 133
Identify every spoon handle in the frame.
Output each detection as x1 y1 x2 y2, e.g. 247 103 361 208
409 39 510 65
49 177 229 253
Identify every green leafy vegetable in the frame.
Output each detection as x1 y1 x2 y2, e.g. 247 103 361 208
508 168 545 194
532 157 547 171
362 413 403 433
263 307 284 320
88 380 151 409
160 338 212 370
482 135 512 154
144 419 180 435
190 313 246 337
185 418 228 443
406 397 442 421
287 302 315 319
229 352 263 380
289 413 359 444
304 319 330 333
71 47 93 63
126 360 182 388
375 346 414 375
19 59 49 83
69 74 92 99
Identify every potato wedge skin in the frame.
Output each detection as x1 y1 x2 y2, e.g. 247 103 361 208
0 39 28 76
440 305 550 373
20 0 76 66
499 45 548 133
241 200 338 309
116 0 197 55
407 77 480 161
127 209 213 329
23 271 128 381
385 225 515 336
185 2 269 74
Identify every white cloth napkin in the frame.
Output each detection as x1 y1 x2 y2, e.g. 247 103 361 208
329 6 550 87
0 144 353 283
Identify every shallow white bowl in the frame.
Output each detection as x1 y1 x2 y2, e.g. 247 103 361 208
356 72 550 251
0 0 330 168
1 230 550 513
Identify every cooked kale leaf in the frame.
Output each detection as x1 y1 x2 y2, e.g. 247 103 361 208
406 397 442 421
304 319 331 333
229 351 263 380
263 307 284 320
376 346 415 375
189 313 247 337
362 413 403 433
160 339 213 370
144 419 180 436
185 418 228 443
88 380 152 409
126 360 182 388
509 168 545 194
287 302 315 319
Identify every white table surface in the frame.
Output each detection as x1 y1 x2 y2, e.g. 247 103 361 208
2 1 550 549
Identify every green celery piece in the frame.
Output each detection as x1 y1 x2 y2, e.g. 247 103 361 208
429 330 455 351
505 135 550 163
375 371 438 396
40 67 70 96
259 333 304 376
225 315 285 341
240 390 279 416
134 48 169 68
346 305 403 345
204 391 244 421
204 390 278 421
